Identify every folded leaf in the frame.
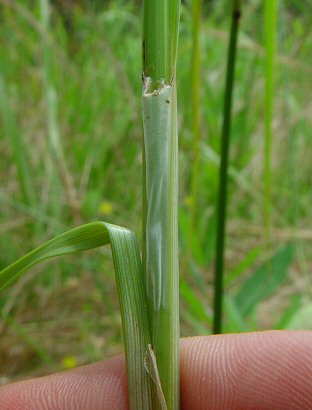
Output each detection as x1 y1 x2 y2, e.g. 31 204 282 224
0 221 153 410
235 245 294 317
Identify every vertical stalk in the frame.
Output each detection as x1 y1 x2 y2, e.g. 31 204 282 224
143 0 180 408
0 76 41 237
40 0 80 223
264 0 277 245
190 0 202 232
213 0 241 335
0 77 35 208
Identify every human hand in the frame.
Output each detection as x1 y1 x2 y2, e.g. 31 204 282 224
1 331 311 409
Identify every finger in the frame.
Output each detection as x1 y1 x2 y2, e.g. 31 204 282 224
0 354 128 410
1 331 312 409
181 330 312 409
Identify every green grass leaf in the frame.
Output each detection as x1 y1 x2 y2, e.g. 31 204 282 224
226 246 262 286
224 295 247 333
274 294 302 329
235 245 294 317
0 75 35 207
180 280 211 325
284 302 312 330
0 221 153 410
179 208 205 266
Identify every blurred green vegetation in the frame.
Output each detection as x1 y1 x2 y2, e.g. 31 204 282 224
0 0 312 383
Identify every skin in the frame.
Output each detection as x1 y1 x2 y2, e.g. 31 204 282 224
0 331 312 409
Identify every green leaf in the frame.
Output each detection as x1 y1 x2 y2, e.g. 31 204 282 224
274 294 302 329
284 302 312 330
0 75 35 207
202 211 217 267
179 208 205 266
235 245 294 317
224 295 247 333
180 280 211 325
226 246 262 286
0 221 153 410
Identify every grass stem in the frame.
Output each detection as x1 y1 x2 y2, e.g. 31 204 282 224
264 0 277 245
190 0 202 232
213 0 241 335
143 0 180 407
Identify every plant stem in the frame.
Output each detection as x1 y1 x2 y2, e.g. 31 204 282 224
0 76 35 208
143 0 179 91
143 0 180 408
40 0 80 223
264 0 277 245
213 0 241 335
190 0 202 232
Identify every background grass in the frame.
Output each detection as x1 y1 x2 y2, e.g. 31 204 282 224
1 0 312 384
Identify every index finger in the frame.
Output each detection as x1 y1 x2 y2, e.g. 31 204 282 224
1 331 312 409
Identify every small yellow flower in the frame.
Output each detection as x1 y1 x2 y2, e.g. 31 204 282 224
99 201 113 215
61 355 78 370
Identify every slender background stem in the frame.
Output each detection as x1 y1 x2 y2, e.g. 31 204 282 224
190 0 202 233
40 0 80 223
0 77 35 208
213 0 241 335
264 0 277 246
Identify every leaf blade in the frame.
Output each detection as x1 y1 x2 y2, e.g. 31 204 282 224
234 245 294 317
0 221 153 410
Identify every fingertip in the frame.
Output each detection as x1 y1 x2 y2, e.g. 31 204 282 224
180 331 312 409
0 355 128 410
